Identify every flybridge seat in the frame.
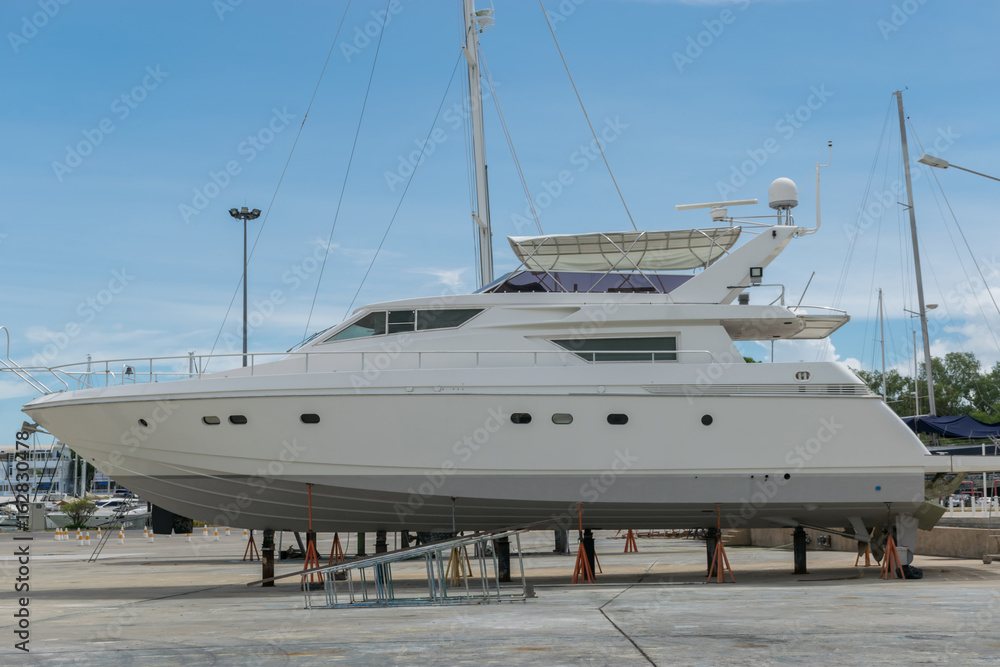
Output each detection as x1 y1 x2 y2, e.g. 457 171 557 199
489 228 739 294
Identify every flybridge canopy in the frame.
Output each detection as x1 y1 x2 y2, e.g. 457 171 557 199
508 228 741 273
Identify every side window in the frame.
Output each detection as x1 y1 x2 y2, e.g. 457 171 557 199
387 310 416 334
324 312 386 342
552 337 677 362
417 308 482 330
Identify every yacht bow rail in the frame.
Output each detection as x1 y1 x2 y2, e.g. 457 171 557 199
0 348 720 394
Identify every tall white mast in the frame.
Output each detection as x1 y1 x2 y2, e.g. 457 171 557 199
463 0 493 288
895 90 936 416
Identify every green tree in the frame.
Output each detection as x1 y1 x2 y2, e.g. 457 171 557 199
61 498 96 529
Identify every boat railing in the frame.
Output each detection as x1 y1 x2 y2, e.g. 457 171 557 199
788 305 849 316
3 347 719 393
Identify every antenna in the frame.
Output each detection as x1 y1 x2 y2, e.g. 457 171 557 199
675 199 757 223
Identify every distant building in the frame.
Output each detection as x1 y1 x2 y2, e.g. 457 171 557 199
0 442 74 500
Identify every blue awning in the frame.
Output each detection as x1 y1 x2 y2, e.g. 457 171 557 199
903 415 1000 439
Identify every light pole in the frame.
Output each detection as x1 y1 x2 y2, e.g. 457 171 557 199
228 206 261 367
918 154 1000 183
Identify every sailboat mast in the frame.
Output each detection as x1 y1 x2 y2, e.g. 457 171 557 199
895 90 937 416
879 288 887 401
463 0 493 288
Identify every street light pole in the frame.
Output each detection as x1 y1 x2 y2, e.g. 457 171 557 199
918 154 1000 183
228 206 261 367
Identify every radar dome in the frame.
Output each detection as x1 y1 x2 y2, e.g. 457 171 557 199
768 177 798 210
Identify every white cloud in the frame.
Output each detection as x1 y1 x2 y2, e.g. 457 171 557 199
414 267 469 290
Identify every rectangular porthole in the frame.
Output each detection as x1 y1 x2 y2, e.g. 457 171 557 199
551 413 573 424
300 413 320 424
607 414 629 425
229 415 248 425
511 413 532 424
202 416 221 425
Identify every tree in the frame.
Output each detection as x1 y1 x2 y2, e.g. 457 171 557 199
61 498 96 529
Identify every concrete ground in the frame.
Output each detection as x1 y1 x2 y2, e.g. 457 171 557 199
2 529 1000 665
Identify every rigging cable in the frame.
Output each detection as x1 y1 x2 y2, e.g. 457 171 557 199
344 54 466 317
479 50 543 235
820 96 894 362
538 0 637 231
909 120 1000 354
205 0 353 368
303 0 394 339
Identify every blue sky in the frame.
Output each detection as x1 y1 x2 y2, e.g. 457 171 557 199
2 0 1000 429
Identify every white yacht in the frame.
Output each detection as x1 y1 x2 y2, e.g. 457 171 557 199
5 3 986 567
14 196 973 563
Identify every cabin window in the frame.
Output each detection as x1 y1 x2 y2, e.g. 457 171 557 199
417 308 482 330
387 309 416 334
301 413 321 424
229 415 248 425
552 413 573 424
324 312 387 342
202 416 221 425
137 419 149 428
324 308 483 343
511 413 532 424
607 414 629 425
552 337 677 362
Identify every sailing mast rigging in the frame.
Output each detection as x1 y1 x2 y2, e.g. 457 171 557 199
462 0 494 288
895 89 937 416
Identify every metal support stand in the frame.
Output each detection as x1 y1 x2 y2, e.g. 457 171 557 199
793 526 808 575
705 527 719 575
582 529 596 579
496 535 511 582
262 529 275 587
376 530 388 554
554 529 569 554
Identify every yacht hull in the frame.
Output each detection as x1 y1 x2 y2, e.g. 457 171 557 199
24 370 932 533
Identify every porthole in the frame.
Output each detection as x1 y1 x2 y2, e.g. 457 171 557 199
701 415 713 426
511 413 532 424
138 419 148 428
552 413 573 425
301 413 321 424
229 415 248 425
607 414 629 425
202 416 221 425
784 473 791 480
